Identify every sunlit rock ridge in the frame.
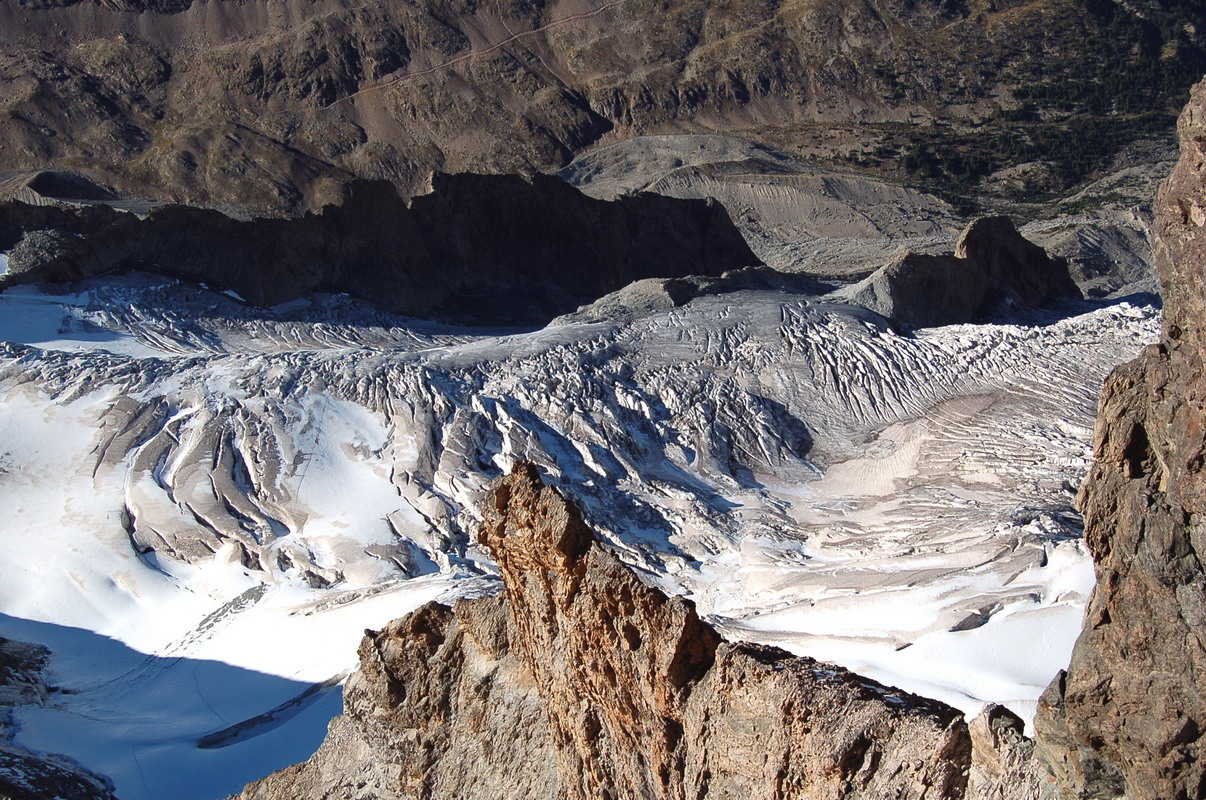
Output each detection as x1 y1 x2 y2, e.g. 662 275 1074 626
238 464 974 800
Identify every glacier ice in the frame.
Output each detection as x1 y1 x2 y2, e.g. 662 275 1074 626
0 274 1159 797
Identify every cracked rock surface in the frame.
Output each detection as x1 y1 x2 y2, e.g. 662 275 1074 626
238 464 975 800
1032 77 1206 800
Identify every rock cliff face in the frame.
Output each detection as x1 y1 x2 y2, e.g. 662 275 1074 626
0 172 758 324
1032 78 1206 800
841 216 1081 328
239 464 977 800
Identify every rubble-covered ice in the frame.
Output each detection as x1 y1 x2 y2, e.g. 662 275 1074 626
0 274 1159 798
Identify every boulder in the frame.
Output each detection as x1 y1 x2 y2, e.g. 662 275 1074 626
842 216 1081 328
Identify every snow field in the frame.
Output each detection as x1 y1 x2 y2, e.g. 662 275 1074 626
0 278 1159 793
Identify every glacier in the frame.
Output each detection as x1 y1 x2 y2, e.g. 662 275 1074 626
0 271 1158 799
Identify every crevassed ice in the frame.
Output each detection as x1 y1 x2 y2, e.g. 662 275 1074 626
0 278 1160 799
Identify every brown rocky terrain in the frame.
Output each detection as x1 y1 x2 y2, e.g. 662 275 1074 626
238 464 982 800
0 0 1201 214
1032 77 1206 800
0 172 758 324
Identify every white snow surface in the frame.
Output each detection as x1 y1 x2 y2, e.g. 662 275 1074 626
0 274 1159 797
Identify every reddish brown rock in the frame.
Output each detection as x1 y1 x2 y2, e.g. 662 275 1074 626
967 705 1040 800
238 464 974 800
1032 78 1206 800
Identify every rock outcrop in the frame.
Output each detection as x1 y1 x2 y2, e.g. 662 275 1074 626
0 172 759 325
841 216 1082 328
239 464 977 800
0 637 117 800
1031 78 1206 800
967 706 1040 800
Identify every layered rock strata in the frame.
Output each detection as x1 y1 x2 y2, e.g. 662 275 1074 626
238 464 977 800
1032 78 1206 800
0 172 758 324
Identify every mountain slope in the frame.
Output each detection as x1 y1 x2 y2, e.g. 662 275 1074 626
0 0 1201 212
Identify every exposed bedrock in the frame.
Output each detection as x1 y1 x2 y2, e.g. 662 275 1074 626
0 172 759 325
238 464 1004 800
1032 78 1206 800
841 216 1082 328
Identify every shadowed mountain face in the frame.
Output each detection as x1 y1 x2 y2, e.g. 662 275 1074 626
0 614 340 800
0 635 116 800
0 172 760 324
0 0 1202 213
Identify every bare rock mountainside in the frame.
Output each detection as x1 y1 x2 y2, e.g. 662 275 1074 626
0 0 1202 212
0 172 758 324
238 464 978 800
1032 79 1206 800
